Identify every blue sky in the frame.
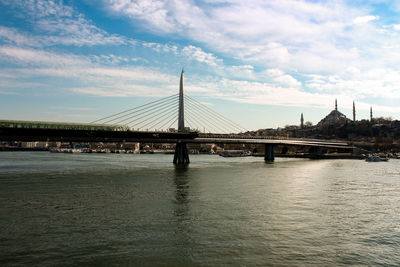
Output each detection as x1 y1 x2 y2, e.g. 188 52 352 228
1 0 400 130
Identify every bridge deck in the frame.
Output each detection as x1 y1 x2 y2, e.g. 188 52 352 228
0 127 352 149
0 127 197 143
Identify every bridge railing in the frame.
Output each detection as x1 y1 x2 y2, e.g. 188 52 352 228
0 120 202 134
197 132 348 144
0 120 129 132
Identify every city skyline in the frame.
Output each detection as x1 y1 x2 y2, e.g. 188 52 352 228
1 0 400 130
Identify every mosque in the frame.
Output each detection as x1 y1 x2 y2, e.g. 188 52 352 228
301 99 374 129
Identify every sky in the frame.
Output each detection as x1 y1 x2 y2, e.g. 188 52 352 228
1 0 400 131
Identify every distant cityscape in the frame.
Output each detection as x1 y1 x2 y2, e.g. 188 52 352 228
248 100 400 154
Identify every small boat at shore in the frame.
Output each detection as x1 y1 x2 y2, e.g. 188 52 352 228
365 155 389 162
219 150 252 157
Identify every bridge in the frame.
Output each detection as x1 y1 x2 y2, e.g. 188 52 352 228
0 70 353 164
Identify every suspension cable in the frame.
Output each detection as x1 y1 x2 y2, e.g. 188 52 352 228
185 100 237 133
90 94 178 124
185 95 246 132
116 97 178 125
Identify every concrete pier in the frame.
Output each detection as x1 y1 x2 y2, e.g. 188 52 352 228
264 144 275 162
173 141 190 164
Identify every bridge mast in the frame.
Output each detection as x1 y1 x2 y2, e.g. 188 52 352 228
173 69 190 164
178 69 185 132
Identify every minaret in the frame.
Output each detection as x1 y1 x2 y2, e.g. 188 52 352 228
300 113 304 129
370 106 373 122
335 98 337 111
178 69 185 132
353 101 356 121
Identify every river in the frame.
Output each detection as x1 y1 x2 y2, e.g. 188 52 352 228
1 152 400 266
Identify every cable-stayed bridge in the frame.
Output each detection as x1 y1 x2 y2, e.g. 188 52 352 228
0 70 352 164
89 95 246 134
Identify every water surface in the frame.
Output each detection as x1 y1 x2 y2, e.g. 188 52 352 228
1 152 400 266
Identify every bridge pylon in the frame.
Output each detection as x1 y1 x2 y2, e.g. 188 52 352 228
264 144 275 163
173 69 190 165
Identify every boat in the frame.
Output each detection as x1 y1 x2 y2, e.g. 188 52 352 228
365 155 389 162
218 150 252 157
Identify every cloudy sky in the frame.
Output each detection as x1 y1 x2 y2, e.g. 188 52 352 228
1 0 400 130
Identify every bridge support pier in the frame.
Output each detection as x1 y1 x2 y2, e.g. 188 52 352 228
264 144 275 163
173 141 190 165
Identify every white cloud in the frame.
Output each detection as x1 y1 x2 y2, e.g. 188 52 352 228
182 45 222 66
0 46 178 97
2 0 400 119
1 0 126 47
1 44 399 116
263 69 302 88
103 0 400 79
100 0 400 116
187 76 400 115
142 41 179 54
188 78 339 109
107 0 174 32
105 0 369 72
0 26 40 47
0 46 90 67
353 15 379 25
4 44 399 113
305 67 400 101
225 65 256 80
